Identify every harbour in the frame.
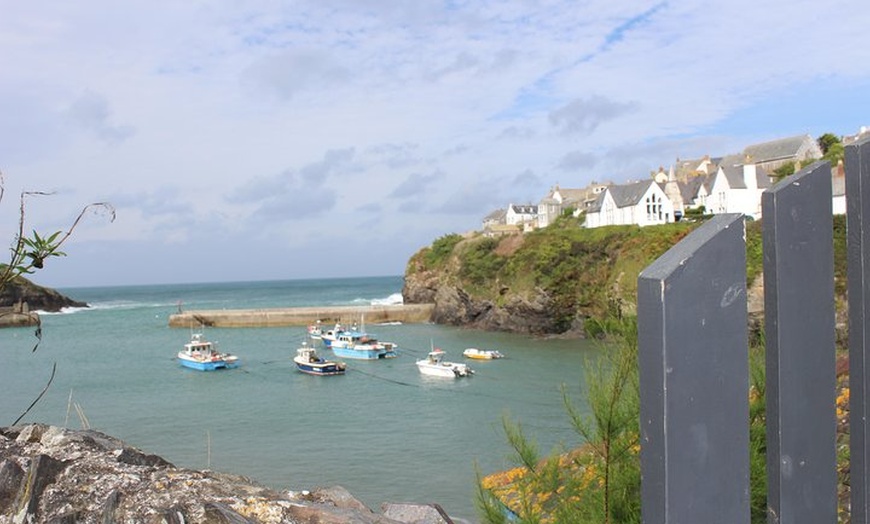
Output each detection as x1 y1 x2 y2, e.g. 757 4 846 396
1 276 598 523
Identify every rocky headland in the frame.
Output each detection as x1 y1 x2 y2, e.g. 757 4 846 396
401 220 700 337
0 424 454 524
0 275 86 328
401 216 848 340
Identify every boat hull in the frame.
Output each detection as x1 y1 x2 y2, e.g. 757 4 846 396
332 346 398 360
294 361 346 376
416 363 463 377
463 348 504 360
177 353 240 371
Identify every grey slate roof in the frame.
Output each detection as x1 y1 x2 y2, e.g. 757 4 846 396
743 134 814 163
721 166 746 189
483 208 507 222
719 165 771 190
510 204 538 215
609 180 657 207
586 191 606 213
679 176 708 203
587 180 658 214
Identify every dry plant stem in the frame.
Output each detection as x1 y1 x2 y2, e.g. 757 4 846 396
12 362 57 426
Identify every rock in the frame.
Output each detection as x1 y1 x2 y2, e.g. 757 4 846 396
12 453 67 522
0 424 451 524
0 310 39 328
101 489 122 524
382 502 453 523
203 502 257 523
0 460 24 513
0 275 86 314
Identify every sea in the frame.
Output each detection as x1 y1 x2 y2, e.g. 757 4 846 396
0 275 602 523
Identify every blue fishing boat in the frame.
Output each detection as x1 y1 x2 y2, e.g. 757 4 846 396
330 329 398 360
293 341 346 376
177 333 240 371
319 322 344 347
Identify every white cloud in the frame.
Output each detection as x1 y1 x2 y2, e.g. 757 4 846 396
1 0 868 286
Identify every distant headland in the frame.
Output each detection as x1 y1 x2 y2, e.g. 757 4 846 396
0 274 86 328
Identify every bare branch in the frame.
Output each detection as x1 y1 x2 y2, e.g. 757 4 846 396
53 201 117 251
12 361 57 426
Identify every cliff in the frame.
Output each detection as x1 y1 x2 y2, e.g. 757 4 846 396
0 272 87 328
0 424 453 524
402 217 700 337
402 216 848 339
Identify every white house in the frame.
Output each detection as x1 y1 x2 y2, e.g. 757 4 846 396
585 180 675 228
505 204 538 231
705 163 770 219
832 162 846 215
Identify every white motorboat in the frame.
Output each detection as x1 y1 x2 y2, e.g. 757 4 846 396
416 349 473 378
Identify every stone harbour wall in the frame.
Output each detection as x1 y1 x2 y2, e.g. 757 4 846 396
168 304 435 328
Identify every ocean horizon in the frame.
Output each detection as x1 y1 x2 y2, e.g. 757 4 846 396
2 275 599 523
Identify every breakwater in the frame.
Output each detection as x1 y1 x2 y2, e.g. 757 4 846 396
167 303 435 328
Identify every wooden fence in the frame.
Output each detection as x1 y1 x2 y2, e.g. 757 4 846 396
637 136 870 523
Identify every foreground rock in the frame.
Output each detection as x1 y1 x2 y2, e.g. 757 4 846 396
0 424 454 524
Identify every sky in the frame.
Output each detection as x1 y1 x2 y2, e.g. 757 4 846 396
1 1 869 288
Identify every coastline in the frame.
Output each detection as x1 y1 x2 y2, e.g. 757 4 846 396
167 303 435 328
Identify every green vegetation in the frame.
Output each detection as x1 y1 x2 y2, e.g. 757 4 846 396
477 317 640 523
457 237 507 287
410 220 697 335
421 233 464 268
477 316 771 523
470 214 851 523
819 132 845 166
772 132 843 181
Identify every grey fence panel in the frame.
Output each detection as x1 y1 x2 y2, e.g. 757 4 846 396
638 213 749 524
849 136 870 523
762 161 837 523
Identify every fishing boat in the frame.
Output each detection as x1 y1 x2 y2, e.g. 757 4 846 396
330 330 398 360
416 349 474 378
307 320 324 340
319 322 344 347
463 348 505 360
177 333 240 371
293 341 346 376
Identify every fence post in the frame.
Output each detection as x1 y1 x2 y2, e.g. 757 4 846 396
848 136 870 523
763 161 836 523
638 213 749 524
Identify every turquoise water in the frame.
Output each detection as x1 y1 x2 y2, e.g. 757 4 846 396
0 276 601 523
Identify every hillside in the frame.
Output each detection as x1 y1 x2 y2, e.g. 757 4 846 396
403 215 847 339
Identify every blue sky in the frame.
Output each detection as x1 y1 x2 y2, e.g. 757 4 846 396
1 0 868 288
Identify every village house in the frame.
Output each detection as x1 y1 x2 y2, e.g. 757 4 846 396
481 208 521 237
537 183 609 227
584 179 675 228
482 131 855 235
673 155 716 182
742 134 823 173
703 162 771 219
505 204 538 232
482 208 506 229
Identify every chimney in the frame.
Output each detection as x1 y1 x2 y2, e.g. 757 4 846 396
743 163 757 191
